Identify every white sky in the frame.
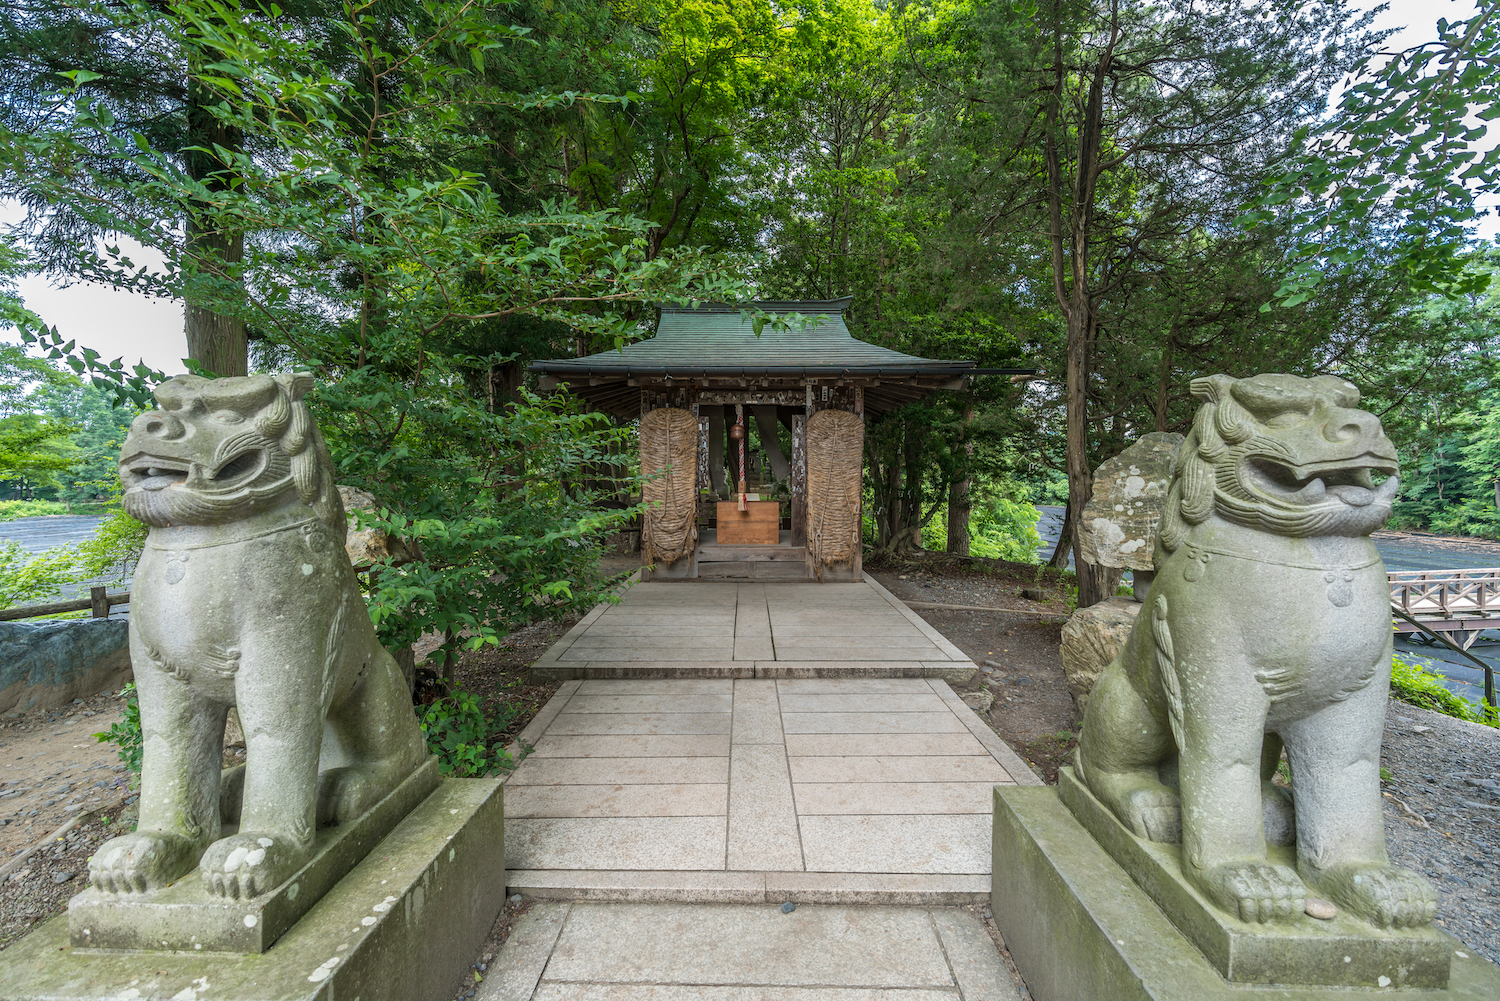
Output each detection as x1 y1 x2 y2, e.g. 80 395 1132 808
0 0 1491 375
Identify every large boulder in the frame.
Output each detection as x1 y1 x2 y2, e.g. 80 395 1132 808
0 618 132 714
338 485 418 570
1079 431 1184 571
1059 597 1141 714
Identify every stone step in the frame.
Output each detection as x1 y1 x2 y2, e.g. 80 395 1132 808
531 661 980 681
504 868 990 905
697 543 809 562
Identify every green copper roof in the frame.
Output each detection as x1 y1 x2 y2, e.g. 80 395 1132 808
530 299 977 378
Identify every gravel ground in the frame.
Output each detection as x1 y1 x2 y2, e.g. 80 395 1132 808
1379 700 1500 964
0 685 139 950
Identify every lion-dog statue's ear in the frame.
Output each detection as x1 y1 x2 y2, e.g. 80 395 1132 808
275 373 315 402
1307 375 1360 409
1189 374 1237 404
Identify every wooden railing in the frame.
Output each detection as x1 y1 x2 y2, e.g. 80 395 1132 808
0 586 129 623
1388 567 1500 618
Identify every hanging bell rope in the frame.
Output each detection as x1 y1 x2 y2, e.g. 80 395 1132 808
732 404 747 511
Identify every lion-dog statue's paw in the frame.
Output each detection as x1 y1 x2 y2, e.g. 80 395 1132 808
316 764 393 827
1261 782 1296 847
199 833 312 900
88 832 203 894
1192 861 1306 924
1119 785 1182 843
1311 863 1438 929
1089 770 1182 843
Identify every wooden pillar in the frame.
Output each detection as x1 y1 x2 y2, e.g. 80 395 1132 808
694 402 709 491
640 391 653 570
791 414 807 546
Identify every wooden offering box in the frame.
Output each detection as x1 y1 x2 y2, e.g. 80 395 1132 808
716 500 780 545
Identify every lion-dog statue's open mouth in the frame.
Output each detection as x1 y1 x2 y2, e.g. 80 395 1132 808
1073 373 1437 930
90 374 429 902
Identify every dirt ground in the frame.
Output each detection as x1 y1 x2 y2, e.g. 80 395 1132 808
866 552 1079 782
0 687 136 949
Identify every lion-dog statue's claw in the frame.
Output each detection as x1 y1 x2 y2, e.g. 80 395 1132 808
1073 373 1436 929
1307 863 1439 929
89 831 206 895
199 833 313 900
89 374 429 901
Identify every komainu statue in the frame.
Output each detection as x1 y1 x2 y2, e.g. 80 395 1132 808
1074 373 1437 929
90 374 428 899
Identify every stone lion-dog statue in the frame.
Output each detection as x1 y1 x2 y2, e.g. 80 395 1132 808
1074 373 1437 929
89 374 427 899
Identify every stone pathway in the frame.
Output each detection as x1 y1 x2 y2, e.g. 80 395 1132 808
484 576 1036 999
529 578 977 677
504 577 1040 905
477 901 1022 1001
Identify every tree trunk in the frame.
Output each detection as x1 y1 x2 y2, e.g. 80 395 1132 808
1066 307 1108 608
947 402 974 556
1044 8 1118 609
1049 495 1073 569
947 477 971 556
896 416 925 552
183 222 247 376
182 68 247 376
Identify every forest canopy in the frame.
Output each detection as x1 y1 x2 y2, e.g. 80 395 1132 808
0 0 1496 622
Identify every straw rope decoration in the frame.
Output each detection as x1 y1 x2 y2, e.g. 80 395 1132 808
737 407 747 511
806 408 864 571
639 407 699 566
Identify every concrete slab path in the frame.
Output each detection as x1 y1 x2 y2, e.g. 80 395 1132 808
529 578 975 678
477 901 1024 1001
504 576 1042 905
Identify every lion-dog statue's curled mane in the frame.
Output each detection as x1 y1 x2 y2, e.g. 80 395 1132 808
89 374 428 899
1074 373 1437 929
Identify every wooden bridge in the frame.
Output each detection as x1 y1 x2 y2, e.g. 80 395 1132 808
1389 567 1500 650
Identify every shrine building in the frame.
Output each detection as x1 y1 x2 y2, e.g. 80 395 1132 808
531 298 1016 582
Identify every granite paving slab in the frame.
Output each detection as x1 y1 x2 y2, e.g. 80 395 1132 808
476 902 1023 1001
507 757 729 786
506 577 1033 901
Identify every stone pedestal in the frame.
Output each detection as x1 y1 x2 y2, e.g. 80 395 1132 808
0 778 504 1001
1057 767 1449 987
70 758 440 953
991 785 1500 1001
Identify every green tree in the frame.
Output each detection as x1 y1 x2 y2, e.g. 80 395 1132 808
4 0 751 673
1243 1 1500 307
30 378 138 502
756 0 1035 556
0 241 78 498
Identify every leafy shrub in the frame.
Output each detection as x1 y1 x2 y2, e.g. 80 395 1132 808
0 502 145 611
915 498 1044 562
94 683 143 774
90 683 529 784
0 499 70 520
417 691 521 777
1390 654 1498 728
0 539 78 609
